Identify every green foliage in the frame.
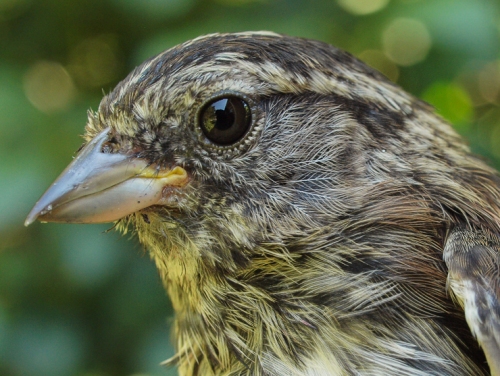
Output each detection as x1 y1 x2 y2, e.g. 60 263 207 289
1 0 499 374
422 81 473 130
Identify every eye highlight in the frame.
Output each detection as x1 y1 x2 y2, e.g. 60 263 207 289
199 96 251 145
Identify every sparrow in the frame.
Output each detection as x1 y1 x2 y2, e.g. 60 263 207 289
25 32 500 375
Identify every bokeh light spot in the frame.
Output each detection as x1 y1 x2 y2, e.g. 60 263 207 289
490 123 500 158
358 49 399 82
478 61 500 104
0 0 28 12
68 35 121 89
23 61 76 113
382 18 432 66
337 0 389 15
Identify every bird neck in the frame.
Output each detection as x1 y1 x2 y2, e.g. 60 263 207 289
132 209 492 376
145 239 242 373
132 211 300 374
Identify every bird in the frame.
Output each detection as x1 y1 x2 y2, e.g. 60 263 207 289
25 31 500 375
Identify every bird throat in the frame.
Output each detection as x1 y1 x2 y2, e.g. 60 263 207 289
129 212 203 313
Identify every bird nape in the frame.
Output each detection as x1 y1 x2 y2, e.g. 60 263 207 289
26 32 500 376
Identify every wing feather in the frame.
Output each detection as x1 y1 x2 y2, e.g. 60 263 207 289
444 225 500 376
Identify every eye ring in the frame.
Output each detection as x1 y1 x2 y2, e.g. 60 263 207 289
198 94 252 146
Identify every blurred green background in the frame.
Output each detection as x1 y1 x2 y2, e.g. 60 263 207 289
1 0 500 375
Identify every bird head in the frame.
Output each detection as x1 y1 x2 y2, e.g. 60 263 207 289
25 32 500 375
26 32 426 270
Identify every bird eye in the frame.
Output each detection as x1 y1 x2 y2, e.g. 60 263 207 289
199 96 251 145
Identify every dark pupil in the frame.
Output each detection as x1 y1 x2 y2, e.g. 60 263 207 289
201 97 250 145
212 99 234 130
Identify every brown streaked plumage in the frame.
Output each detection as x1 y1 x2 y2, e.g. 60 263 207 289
26 32 500 375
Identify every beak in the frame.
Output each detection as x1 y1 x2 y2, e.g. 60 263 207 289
25 127 188 226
